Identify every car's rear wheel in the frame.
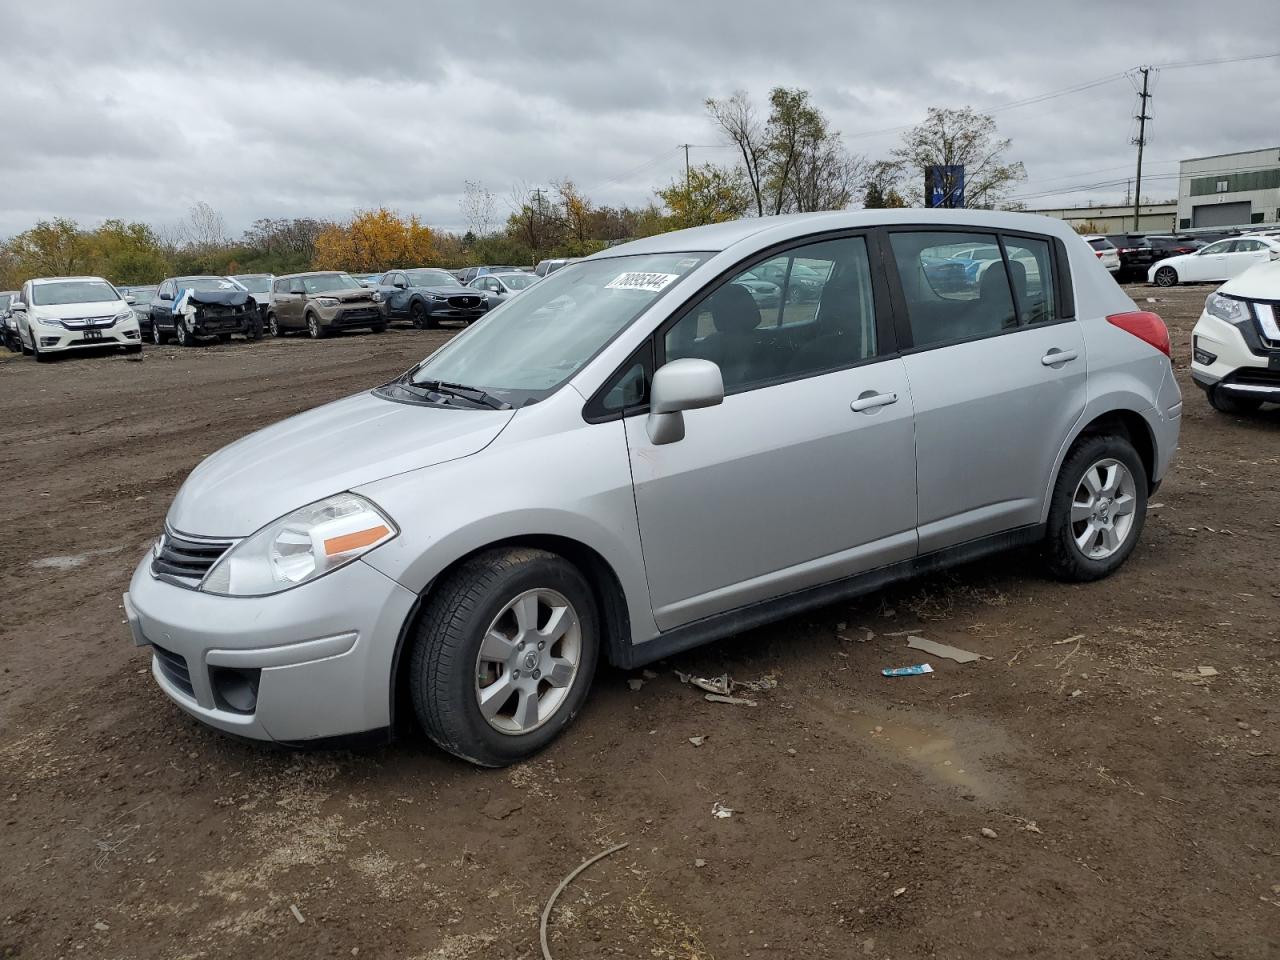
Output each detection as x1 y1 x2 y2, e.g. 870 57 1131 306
1044 434 1147 582
1153 266 1178 287
1208 388 1263 415
307 314 325 339
409 547 599 767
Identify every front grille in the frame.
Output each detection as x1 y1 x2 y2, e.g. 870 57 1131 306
62 316 115 330
337 308 378 321
152 643 194 698
151 529 233 586
448 296 483 310
1229 367 1280 388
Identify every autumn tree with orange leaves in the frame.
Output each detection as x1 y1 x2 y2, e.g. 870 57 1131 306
312 208 438 272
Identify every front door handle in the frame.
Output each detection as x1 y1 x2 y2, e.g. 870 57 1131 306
1041 348 1079 366
850 391 898 413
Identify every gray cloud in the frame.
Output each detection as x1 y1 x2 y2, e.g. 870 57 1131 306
1 0 1278 238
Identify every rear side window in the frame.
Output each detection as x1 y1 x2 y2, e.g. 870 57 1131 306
1002 237 1056 326
889 231 1016 347
1087 238 1112 251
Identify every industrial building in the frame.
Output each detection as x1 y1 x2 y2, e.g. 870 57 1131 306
1177 147 1280 229
1027 202 1175 234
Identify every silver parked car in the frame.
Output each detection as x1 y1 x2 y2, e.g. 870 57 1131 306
124 210 1182 766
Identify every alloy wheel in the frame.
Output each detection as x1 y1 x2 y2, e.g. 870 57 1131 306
307 316 320 338
268 315 279 337
1070 458 1137 560
151 323 162 345
474 588 581 735
1154 267 1177 287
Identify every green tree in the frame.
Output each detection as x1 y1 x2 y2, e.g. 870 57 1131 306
656 164 751 229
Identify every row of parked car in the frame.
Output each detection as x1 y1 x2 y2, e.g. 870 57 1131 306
1083 228 1280 286
0 263 559 359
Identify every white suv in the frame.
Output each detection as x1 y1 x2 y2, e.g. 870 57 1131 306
13 276 141 361
1191 259 1280 414
1083 235 1121 274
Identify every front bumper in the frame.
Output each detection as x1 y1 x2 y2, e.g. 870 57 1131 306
425 301 487 322
125 552 418 742
317 304 383 328
1190 309 1280 401
34 321 140 352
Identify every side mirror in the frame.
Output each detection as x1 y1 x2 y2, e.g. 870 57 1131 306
394 280 407 289
646 358 724 445
10 300 25 311
158 290 173 301
124 294 136 305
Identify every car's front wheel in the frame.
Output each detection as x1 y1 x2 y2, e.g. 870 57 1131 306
1044 433 1147 582
175 322 193 347
1153 266 1178 287
307 314 325 339
409 547 599 767
410 301 436 329
267 314 280 337
1208 388 1263 415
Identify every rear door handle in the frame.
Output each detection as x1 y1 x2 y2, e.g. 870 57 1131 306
1041 348 1079 366
850 391 898 413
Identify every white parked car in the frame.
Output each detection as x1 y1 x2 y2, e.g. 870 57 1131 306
1148 236 1280 287
1190 259 1280 414
12 276 142 361
1083 235 1121 274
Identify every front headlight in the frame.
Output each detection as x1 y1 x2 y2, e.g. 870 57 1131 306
315 297 340 307
1205 292 1247 323
37 316 64 326
113 309 134 324
429 294 449 302
200 493 397 597
371 291 383 303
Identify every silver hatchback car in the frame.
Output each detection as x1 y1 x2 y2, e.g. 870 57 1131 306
124 210 1182 766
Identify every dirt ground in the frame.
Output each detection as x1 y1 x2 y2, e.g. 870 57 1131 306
1 285 1277 960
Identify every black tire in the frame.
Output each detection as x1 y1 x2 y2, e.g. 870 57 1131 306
267 314 280 338
370 323 387 334
409 547 600 767
152 322 167 345
1153 266 1178 287
1208 388 1263 415
218 333 232 344
32 337 52 362
1044 433 1148 582
175 321 193 347
306 314 325 339
20 333 32 355
410 300 436 330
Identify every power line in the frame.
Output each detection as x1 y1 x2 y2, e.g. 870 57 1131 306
1154 50 1280 70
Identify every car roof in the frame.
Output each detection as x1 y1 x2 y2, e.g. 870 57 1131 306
31 275 110 284
277 270 350 278
590 209 1083 260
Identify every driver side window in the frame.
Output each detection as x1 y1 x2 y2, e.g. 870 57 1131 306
664 236 878 394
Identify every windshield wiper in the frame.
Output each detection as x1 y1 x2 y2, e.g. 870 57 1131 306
404 378 512 410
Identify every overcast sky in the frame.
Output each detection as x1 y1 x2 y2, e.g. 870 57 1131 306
2 0 1278 239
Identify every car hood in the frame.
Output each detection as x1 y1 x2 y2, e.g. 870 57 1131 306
167 390 514 537
28 299 128 319
412 285 478 296
1151 252 1194 271
312 287 376 302
1219 259 1280 298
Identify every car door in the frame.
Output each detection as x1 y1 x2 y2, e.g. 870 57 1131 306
620 233 919 631
887 229 1086 553
1184 240 1233 282
283 279 307 328
152 280 174 333
1225 238 1271 278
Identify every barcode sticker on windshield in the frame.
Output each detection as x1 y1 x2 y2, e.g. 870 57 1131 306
605 272 679 293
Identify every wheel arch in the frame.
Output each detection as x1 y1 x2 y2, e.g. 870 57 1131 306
1042 406 1159 525
388 533 633 736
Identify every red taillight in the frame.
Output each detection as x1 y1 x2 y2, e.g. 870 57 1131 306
1107 310 1170 358
1095 250 1104 258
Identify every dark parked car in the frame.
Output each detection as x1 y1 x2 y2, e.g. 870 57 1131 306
377 267 488 328
119 285 158 334
1102 235 1157 280
1144 236 1204 259
267 271 386 338
150 276 261 346
229 274 275 328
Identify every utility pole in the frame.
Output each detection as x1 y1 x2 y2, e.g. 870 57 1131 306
1132 67 1152 232
680 144 691 194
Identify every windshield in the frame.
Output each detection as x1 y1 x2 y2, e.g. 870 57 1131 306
0 294 11 310
176 276 244 293
129 287 157 304
500 274 536 290
302 273 359 293
31 280 119 305
233 276 272 293
406 269 457 287
404 252 710 406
